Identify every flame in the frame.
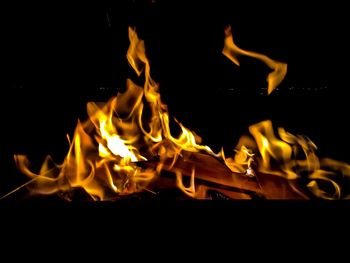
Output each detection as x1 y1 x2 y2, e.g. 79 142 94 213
9 26 350 200
223 120 350 199
13 27 215 201
222 25 287 95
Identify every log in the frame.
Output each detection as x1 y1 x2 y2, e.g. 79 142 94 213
145 152 309 200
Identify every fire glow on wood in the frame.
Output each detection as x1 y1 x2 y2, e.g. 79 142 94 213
5 26 350 200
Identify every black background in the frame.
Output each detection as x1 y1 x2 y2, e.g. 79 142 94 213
1 0 349 199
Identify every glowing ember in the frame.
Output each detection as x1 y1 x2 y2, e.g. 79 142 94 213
7 26 350 201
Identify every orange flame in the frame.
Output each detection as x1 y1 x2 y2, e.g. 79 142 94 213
9 26 350 200
13 27 216 200
222 120 350 199
222 25 287 95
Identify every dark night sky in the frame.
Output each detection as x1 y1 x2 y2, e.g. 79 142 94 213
1 0 349 195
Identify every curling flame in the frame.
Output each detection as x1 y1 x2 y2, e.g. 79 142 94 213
223 120 350 199
222 25 287 95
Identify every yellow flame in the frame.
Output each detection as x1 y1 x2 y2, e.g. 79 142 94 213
13 27 217 200
175 167 196 198
222 25 287 95
222 119 350 199
10 26 350 200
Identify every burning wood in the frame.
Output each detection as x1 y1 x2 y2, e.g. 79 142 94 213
142 152 309 199
6 26 350 201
